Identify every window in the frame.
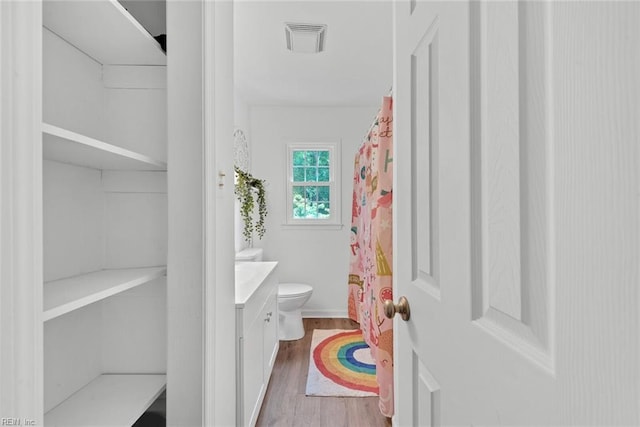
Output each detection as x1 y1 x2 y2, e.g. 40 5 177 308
286 142 341 225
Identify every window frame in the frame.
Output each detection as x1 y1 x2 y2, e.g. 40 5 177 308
285 142 341 226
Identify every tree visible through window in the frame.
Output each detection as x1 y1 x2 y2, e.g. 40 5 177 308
287 143 340 224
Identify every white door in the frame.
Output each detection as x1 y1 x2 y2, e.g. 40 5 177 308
392 1 639 425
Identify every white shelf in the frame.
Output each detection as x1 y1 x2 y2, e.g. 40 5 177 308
43 123 167 171
44 267 166 322
44 374 166 427
43 0 166 66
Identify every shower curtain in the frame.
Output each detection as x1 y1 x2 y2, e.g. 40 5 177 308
347 95 393 417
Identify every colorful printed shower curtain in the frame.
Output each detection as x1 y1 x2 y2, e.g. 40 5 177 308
347 96 393 417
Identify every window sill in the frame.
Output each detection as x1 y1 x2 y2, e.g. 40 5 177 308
281 223 344 231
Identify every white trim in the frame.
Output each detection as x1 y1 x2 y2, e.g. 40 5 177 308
203 1 236 427
166 2 212 425
285 141 342 226
203 2 216 424
280 224 344 231
302 309 349 319
0 0 43 422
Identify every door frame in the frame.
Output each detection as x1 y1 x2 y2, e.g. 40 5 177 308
203 1 236 426
0 1 44 423
167 1 236 426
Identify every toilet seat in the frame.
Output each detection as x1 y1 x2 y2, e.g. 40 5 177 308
278 283 313 299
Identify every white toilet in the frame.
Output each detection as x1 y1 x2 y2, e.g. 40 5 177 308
278 283 313 341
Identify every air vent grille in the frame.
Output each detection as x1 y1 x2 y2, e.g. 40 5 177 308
284 22 327 53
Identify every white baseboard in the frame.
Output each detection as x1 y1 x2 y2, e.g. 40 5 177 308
302 309 348 318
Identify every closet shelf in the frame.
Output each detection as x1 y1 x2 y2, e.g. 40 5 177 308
44 374 166 427
43 123 167 171
43 0 166 66
43 266 166 322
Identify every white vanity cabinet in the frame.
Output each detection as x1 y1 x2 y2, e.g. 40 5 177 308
42 1 167 425
235 262 279 427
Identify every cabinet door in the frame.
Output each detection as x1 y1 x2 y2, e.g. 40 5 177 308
262 292 278 379
243 310 265 426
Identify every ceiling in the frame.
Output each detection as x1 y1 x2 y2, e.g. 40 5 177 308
234 1 393 106
119 0 393 107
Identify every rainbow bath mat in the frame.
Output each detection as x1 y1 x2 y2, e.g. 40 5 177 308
305 329 378 397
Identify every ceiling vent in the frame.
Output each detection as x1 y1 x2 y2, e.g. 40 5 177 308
285 22 327 54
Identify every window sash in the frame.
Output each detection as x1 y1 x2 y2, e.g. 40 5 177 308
291 183 333 220
286 143 340 225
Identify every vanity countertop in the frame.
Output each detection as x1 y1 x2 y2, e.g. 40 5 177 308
235 261 278 307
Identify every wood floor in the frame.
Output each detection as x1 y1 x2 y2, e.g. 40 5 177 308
256 318 392 427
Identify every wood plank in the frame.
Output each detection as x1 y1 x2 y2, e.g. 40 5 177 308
43 0 166 66
43 267 166 321
255 318 391 427
43 123 167 171
44 374 166 427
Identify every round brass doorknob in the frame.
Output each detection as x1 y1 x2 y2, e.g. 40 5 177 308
383 296 410 321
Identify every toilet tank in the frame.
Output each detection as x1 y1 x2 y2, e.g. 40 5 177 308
235 247 264 262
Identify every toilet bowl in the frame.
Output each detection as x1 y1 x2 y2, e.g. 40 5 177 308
278 283 313 341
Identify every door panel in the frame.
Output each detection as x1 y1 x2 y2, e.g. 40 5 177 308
469 0 553 370
394 2 468 425
413 355 441 427
411 15 439 294
394 1 639 426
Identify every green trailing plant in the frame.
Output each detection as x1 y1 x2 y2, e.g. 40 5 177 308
235 166 267 242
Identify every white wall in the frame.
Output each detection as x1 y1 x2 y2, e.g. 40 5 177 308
234 92 251 143
0 2 43 420
251 106 378 317
167 2 204 424
234 92 251 252
168 2 236 425
43 28 104 140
